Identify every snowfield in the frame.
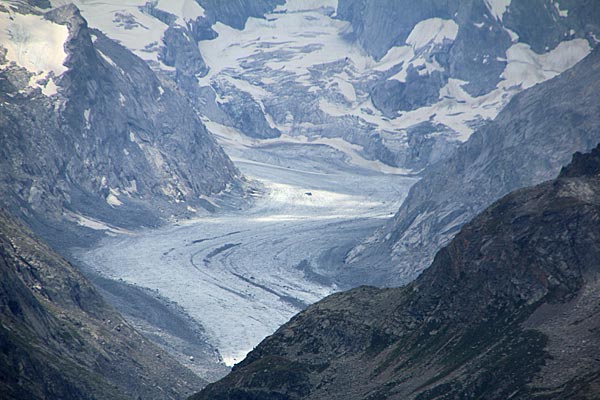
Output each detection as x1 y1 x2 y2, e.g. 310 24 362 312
76 136 416 366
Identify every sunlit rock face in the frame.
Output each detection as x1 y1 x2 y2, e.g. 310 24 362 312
0 3 241 248
344 46 600 287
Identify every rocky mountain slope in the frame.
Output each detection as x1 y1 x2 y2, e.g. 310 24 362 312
0 209 207 399
0 2 241 249
344 45 600 287
61 0 599 171
191 144 600 400
338 0 600 102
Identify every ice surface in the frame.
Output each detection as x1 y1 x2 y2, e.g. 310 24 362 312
156 0 205 25
77 129 416 365
0 12 68 75
199 4 591 148
276 0 338 12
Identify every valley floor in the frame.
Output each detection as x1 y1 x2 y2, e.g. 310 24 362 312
75 138 415 366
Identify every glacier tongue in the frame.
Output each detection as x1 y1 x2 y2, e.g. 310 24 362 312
65 0 597 369
75 137 416 366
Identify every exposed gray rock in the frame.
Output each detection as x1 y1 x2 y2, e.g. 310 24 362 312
371 67 446 115
160 25 209 78
0 210 206 400
343 47 600 287
504 0 600 54
337 0 460 60
337 0 599 101
197 0 284 30
0 4 241 248
213 79 281 139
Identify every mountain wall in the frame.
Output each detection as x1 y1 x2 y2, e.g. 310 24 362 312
338 0 600 99
343 45 600 287
191 143 600 400
0 210 207 399
0 3 241 248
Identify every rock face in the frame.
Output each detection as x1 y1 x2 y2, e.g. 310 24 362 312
191 144 600 400
0 4 241 247
142 0 286 139
0 210 206 399
344 46 600 287
57 1 599 171
338 0 600 101
198 0 285 30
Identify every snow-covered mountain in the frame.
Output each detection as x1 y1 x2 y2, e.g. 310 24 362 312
0 1 241 247
55 0 599 170
344 47 600 287
0 1 241 381
3 0 600 391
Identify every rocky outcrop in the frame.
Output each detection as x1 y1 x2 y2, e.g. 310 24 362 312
144 0 285 140
0 210 206 399
198 0 284 30
191 144 600 400
0 4 241 248
160 25 209 79
343 46 600 287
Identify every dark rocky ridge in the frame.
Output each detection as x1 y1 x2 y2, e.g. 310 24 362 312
0 4 241 249
343 45 600 287
0 210 206 399
191 144 600 400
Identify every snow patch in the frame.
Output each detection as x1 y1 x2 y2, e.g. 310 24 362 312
84 109 91 129
330 77 356 102
155 0 205 25
484 0 511 21
66 211 129 234
554 1 569 17
41 78 59 96
0 13 69 76
97 49 119 69
502 39 591 89
277 0 338 12
106 193 122 206
406 18 459 50
0 12 68 96
374 45 413 72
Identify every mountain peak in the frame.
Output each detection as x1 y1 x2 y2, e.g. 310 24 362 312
560 143 600 178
